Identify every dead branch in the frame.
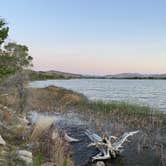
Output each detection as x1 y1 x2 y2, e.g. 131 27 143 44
85 130 139 161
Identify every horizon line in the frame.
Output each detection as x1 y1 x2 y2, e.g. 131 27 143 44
32 69 166 76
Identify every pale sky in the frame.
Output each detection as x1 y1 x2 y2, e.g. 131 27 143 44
1 0 166 75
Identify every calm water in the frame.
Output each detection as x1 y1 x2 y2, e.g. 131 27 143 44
29 79 166 111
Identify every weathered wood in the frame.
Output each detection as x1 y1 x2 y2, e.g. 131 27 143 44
64 132 79 143
85 130 139 161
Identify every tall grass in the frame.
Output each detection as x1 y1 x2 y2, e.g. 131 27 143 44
31 115 74 166
31 116 55 140
27 86 165 165
27 86 165 128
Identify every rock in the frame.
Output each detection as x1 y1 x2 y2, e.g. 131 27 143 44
16 150 33 165
0 94 8 97
52 131 59 140
19 156 33 165
41 162 56 166
16 150 32 158
96 161 105 166
18 116 30 125
3 106 8 110
0 135 6 146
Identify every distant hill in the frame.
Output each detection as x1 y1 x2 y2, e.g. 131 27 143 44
106 73 143 78
105 73 166 79
27 70 166 80
27 70 83 80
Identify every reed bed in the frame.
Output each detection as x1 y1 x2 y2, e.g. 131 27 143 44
31 114 74 166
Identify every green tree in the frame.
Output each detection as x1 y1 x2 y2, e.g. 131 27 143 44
0 51 16 77
4 42 33 71
0 18 33 80
0 18 9 45
0 42 33 78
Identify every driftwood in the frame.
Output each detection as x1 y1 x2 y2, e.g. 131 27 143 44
64 132 79 143
85 130 139 161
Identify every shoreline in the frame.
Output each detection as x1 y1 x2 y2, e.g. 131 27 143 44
31 85 166 125
27 85 166 165
29 78 166 112
0 80 165 165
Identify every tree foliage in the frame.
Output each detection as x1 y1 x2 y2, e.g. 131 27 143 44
0 18 9 45
0 43 33 77
4 42 33 69
0 18 33 78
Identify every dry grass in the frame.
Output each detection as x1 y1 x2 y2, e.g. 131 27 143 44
26 86 85 113
0 76 76 165
31 116 55 141
2 110 12 122
32 118 74 166
31 115 74 165
61 93 82 106
27 86 165 166
52 134 74 166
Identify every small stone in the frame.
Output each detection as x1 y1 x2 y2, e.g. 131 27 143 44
3 106 8 110
16 150 32 158
96 161 105 166
0 135 6 146
52 131 59 140
41 162 56 166
19 155 33 165
0 94 8 97
18 116 30 125
16 150 33 165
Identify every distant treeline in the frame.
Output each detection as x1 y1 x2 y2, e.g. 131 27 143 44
27 70 82 81
28 72 166 81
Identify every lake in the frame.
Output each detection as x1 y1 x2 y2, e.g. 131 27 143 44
29 79 166 111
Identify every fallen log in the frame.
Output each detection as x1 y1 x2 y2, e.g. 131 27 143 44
85 130 139 161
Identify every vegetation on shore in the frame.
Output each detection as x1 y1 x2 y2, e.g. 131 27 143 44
27 86 165 127
0 77 75 166
0 73 165 165
27 85 166 165
0 17 74 165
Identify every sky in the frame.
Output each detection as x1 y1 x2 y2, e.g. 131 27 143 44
0 0 166 75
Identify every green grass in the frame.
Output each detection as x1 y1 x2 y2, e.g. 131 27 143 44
60 88 166 127
89 100 153 115
88 100 165 123
33 152 43 166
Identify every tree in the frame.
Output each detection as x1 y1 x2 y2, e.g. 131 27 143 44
0 18 32 113
0 18 10 78
0 18 9 45
0 42 33 78
4 42 33 71
0 18 33 79
0 51 16 76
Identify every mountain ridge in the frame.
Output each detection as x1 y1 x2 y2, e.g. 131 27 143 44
29 70 166 80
